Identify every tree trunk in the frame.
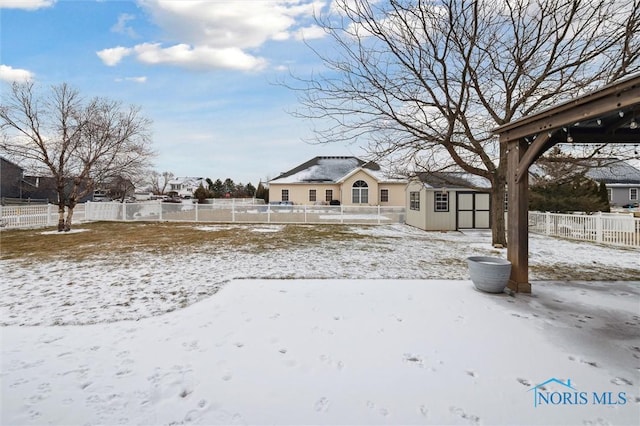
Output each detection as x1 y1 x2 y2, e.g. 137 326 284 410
57 202 66 232
490 160 508 247
64 206 74 232
491 184 508 247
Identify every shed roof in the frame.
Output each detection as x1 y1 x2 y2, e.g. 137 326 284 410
414 172 491 190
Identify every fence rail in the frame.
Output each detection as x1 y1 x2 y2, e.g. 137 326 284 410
3 203 638 248
83 201 406 225
529 211 640 247
0 204 86 229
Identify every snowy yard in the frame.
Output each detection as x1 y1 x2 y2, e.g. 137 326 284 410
1 223 639 425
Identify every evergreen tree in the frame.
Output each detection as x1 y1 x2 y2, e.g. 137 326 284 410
530 148 610 213
530 175 609 213
193 184 212 204
255 182 269 203
245 182 256 197
211 179 224 198
598 182 611 212
223 178 235 197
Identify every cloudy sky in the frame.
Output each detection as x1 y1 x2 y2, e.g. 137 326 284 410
0 0 364 185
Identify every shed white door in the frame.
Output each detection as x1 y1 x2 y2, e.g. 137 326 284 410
457 192 490 229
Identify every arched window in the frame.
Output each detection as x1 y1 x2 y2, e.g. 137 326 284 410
352 180 369 204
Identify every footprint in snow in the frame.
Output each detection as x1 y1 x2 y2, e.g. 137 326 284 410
419 405 429 417
450 406 480 425
610 377 633 386
366 400 389 417
314 397 330 412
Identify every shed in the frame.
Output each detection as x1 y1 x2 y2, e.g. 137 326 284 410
406 172 492 231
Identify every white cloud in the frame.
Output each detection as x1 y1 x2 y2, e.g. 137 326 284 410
138 0 323 48
294 24 327 40
115 76 147 83
133 43 267 71
97 0 328 71
111 13 138 38
0 0 54 10
0 65 34 82
96 46 133 66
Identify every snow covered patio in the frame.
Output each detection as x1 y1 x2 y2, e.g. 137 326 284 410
2 278 638 425
1 224 638 425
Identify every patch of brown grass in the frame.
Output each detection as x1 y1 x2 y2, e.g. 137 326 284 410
0 222 375 262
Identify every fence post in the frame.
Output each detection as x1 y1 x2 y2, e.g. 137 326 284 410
545 212 551 235
159 202 163 221
596 214 603 243
304 205 307 223
195 202 199 222
341 204 344 224
377 205 381 224
232 199 236 223
122 202 126 221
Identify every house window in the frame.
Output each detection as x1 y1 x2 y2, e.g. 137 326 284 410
435 191 449 212
410 191 420 210
282 189 289 202
325 189 333 202
309 189 316 202
352 180 369 204
380 189 389 203
630 188 638 201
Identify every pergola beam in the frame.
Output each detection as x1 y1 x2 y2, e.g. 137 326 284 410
498 77 640 143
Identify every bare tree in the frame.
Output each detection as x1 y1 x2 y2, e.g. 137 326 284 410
1 82 153 231
290 0 639 245
147 170 174 195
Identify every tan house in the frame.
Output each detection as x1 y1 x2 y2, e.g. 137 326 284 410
268 156 407 206
406 172 492 231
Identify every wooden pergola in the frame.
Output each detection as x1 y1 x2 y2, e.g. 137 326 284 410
493 75 640 293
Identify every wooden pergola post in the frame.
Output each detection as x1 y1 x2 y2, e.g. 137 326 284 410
507 139 531 293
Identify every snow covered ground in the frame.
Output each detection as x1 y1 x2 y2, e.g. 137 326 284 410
1 224 639 425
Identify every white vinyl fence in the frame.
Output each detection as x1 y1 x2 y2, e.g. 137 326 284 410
528 211 640 247
0 204 86 229
83 201 406 225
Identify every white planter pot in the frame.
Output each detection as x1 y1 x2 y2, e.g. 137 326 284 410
466 256 512 293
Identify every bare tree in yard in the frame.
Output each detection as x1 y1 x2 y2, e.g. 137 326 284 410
291 0 639 245
1 82 153 231
148 170 174 195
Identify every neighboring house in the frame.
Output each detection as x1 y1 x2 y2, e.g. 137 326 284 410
584 161 640 207
22 175 94 204
268 156 407 206
1 156 105 203
167 177 207 198
0 157 63 203
406 172 492 231
0 157 24 200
